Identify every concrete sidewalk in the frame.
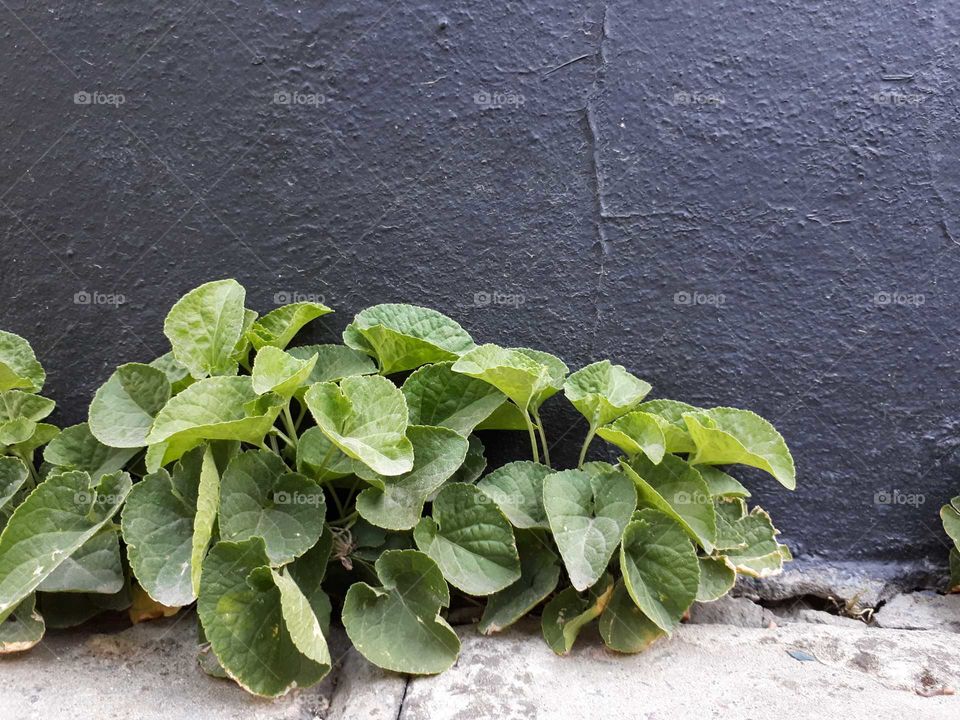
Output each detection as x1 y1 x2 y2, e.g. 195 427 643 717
1 597 957 720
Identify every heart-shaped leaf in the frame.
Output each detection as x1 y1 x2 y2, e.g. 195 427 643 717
683 408 796 489
0 331 44 393
636 399 699 453
696 556 737 602
619 508 699 633
564 360 651 428
414 483 520 595
251 346 317 397
344 304 475 375
342 549 460 674
597 411 666 463
88 363 171 448
698 465 751 498
248 302 333 350
304 375 413 476
37 526 124 594
541 575 614 655
598 578 665 653
0 391 55 445
219 450 326 565
452 344 554 413
402 362 505 436
44 423 138 477
286 344 377 385
543 467 637 591
515 348 568 409
356 425 468 531
149 352 193 394
476 461 553 529
163 279 247 379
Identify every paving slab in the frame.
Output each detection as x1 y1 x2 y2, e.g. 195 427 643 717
873 591 960 632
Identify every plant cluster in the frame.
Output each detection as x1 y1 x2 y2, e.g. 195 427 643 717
0 279 799 697
942 498 960 591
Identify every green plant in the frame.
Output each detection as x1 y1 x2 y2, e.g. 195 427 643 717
0 280 797 697
942 497 960 592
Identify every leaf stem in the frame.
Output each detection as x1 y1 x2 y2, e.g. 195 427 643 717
523 411 541 464
577 425 597 468
281 404 299 449
531 409 551 468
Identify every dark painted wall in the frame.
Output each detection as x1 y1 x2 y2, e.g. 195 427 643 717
2 1 958 566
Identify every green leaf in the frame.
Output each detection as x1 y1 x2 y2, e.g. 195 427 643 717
342 549 460 674
304 375 413 476
287 344 377 385
344 304 475 375
541 575 614 655
36 584 130 629
414 482 520 595
0 330 45 393
452 344 554 413
251 346 317 397
721 507 790 577
146 376 283 470
402 362 505 436
190 446 220 594
163 279 247 379
598 578 666 653
37 526 123 593
295 427 356 480
0 469 131 622
43 423 138 477
543 467 637 591
620 454 717 553
149 352 193 394
0 594 44 654
564 360 651 428
449 435 486 484
219 450 326 564
287 527 334 629
596 411 666 463
515 348 568 409
714 498 749 551
356 425 468 531
0 391 55 445
949 548 960 593
619 509 700 633
249 302 333 350
270 568 331 668
88 363 171 448
696 556 737 602
6 423 59 461
636 399 699 453
476 461 553 529
683 407 796 490
198 538 329 697
474 401 529 431
698 465 751 498
0 457 29 513
478 529 560 634
942 500 960 546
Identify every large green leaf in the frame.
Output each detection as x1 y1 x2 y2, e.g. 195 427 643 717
355 425 468 531
0 470 131 622
190 446 220 594
304 375 413 476
543 467 637 591
248 302 333 350
163 279 247 379
598 578 665 653
683 408 796 490
619 509 699 633
342 549 460 674
44 423 138 477
541 575 614 655
0 331 44 393
0 457 29 513
596 411 666 463
476 460 553 529
515 348 568 409
620 454 717 553
270 568 331 668
452 344 554 413
251 346 317 398
478 529 560 634
414 482 520 595
344 304 475 375
36 526 123 593
287 344 377 385
0 594 44 654
636 399 699 453
88 363 171 448
219 450 326 564
145 376 283 470
198 538 329 697
696 556 737 602
564 360 651 428
402 362 505 436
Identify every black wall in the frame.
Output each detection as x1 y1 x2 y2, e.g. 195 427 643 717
2 1 959 567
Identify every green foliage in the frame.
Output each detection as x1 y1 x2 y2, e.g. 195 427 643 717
0 281 799 691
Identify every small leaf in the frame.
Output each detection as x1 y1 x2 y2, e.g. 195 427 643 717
476 460 553 529
163 279 247 379
414 483 521 595
698 465 751 498
44 423 137 477
636 399 699 453
543 467 636 591
619 508 699 633
0 391 55 445
304 375 413 476
596 411 666 463
564 360 651 428
190 446 220 594
249 302 333 350
342 549 460 674
0 330 45 393
6 423 59 462
402 362 505 436
0 594 44 654
287 344 377 385
541 575 614 655
37 526 124 594
599 578 666 653
344 304 475 375
721 507 791 577
478 529 560 634
88 363 171 448
683 407 796 490
251 346 317 397
696 556 737 602
452 344 554 413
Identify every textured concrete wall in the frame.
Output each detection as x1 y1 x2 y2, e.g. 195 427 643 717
2 1 958 566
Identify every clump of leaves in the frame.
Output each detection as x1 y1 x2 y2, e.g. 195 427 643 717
942 497 960 592
0 280 798 698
